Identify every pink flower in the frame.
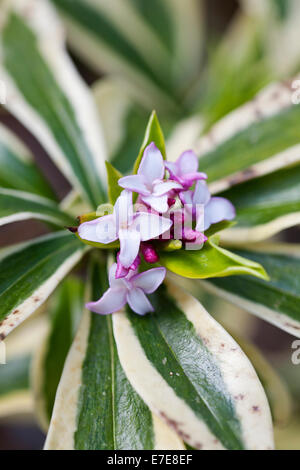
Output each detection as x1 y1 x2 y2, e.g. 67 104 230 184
180 181 236 231
165 150 207 189
118 143 182 213
115 252 141 279
86 264 166 315
78 190 172 268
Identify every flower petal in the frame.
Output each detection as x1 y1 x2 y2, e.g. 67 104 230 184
179 190 193 207
108 263 127 288
165 161 179 178
138 143 164 183
78 215 117 244
86 287 127 315
118 174 150 196
182 171 207 187
153 181 182 196
178 150 198 174
109 263 117 284
193 181 211 205
127 287 154 315
203 197 236 231
131 267 166 293
133 212 172 240
115 256 130 279
141 194 169 213
114 190 134 226
119 227 141 268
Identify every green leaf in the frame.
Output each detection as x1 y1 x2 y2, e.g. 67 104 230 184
196 80 300 193
0 125 55 200
1 6 106 207
113 281 274 450
133 111 166 174
32 277 84 430
77 212 98 224
105 161 123 205
204 244 300 337
75 231 119 251
0 188 75 228
205 220 236 237
159 237 268 280
45 256 184 450
219 164 300 243
0 232 86 339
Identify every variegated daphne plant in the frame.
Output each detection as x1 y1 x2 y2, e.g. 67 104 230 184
0 0 300 451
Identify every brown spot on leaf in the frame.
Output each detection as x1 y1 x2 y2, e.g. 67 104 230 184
159 411 189 439
177 430 190 441
252 406 260 413
285 322 300 331
281 79 293 91
160 411 182 429
194 442 203 450
0 333 5 341
235 394 245 401
253 106 263 119
228 167 258 187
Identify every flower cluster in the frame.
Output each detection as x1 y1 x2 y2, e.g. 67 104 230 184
78 143 235 315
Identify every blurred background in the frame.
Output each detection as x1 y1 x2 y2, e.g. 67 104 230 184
0 0 300 449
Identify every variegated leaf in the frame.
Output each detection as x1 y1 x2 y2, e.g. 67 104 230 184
219 164 300 243
0 0 107 207
188 283 292 428
45 258 184 450
203 244 300 337
50 0 203 113
0 232 86 339
113 281 274 450
32 277 84 431
235 338 292 428
240 0 300 75
92 78 149 174
0 188 75 227
195 78 300 194
93 79 170 174
0 125 55 199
